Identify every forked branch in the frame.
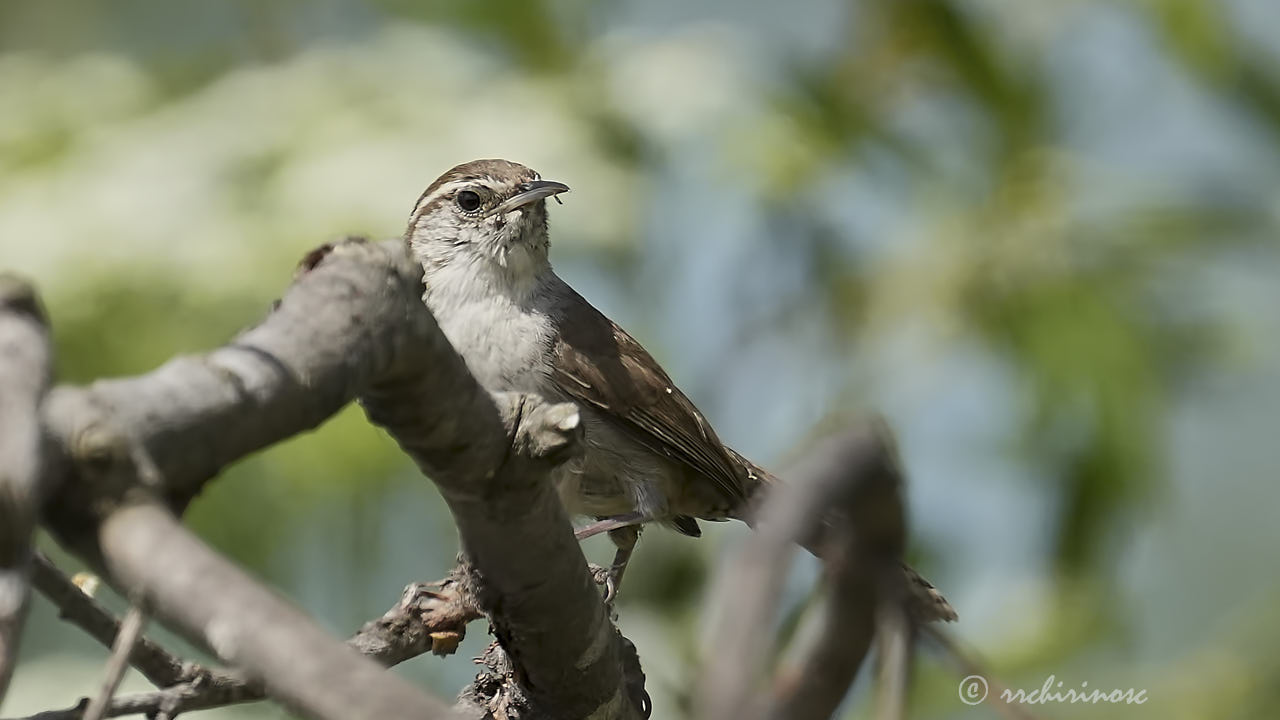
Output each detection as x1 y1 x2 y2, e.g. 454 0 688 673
700 423 915 720
19 558 485 719
19 239 644 720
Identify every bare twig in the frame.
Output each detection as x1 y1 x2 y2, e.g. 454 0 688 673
14 563 488 720
348 567 483 663
0 275 52 702
700 422 912 720
92 499 460 720
82 605 147 720
14 671 260 720
29 554 187 687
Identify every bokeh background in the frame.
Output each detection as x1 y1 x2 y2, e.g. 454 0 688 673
3 0 1279 718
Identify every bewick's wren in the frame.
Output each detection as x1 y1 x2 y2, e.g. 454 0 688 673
406 159 955 622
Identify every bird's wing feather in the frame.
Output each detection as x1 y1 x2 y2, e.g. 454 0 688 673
550 291 748 508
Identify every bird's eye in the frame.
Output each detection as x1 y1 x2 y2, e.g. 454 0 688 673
456 190 482 212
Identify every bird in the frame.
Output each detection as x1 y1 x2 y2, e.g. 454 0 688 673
404 158 956 622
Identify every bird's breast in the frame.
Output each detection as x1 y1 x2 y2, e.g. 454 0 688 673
430 296 556 393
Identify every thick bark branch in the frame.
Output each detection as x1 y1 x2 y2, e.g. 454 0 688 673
30 239 641 720
363 377 644 719
0 275 52 702
29 240 460 720
700 423 911 720
42 239 442 520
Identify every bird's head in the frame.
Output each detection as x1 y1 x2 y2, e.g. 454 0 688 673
405 159 569 282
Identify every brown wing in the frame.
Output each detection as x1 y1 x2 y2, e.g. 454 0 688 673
550 291 748 508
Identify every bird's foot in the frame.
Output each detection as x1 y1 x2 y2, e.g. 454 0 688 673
587 563 611 588
586 563 621 619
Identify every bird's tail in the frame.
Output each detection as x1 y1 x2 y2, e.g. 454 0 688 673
726 448 958 623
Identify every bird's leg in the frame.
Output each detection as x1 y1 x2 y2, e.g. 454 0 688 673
574 510 647 540
603 525 641 605
575 513 648 607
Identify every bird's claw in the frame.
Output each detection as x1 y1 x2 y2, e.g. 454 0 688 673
587 563 610 586
586 563 621 616
602 575 620 606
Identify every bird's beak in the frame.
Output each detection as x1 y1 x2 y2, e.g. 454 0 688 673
485 180 571 217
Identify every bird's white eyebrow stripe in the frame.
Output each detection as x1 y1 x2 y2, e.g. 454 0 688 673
409 179 501 228
414 179 480 212
413 170 542 214
409 168 541 224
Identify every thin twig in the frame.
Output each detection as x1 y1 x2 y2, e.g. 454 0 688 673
82 605 147 720
94 500 459 720
16 559 486 720
17 673 258 720
30 554 186 687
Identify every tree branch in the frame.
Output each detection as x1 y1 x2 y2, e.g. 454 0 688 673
26 240 473 720
82 605 147 720
19 559 487 720
700 422 912 720
362 382 646 719
41 239 443 526
30 239 642 720
29 553 189 687
348 566 483 663
13 666 262 720
0 275 52 703
98 499 459 720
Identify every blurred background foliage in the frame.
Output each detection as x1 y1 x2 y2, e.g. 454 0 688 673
3 0 1278 718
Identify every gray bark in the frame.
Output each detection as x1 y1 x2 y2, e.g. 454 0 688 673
25 239 643 720
22 558 486 719
4 236 951 720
